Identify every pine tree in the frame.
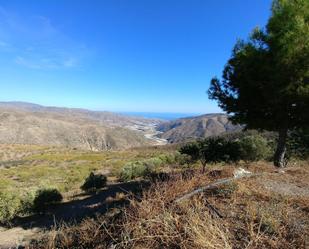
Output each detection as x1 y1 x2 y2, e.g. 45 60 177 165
208 0 309 167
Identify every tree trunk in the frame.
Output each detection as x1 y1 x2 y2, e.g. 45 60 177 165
200 160 207 173
201 163 206 173
274 127 288 168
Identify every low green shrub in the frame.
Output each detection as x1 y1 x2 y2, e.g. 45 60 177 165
119 152 182 181
179 142 200 162
0 191 35 224
33 188 63 213
0 192 22 224
144 157 163 167
179 137 241 171
158 153 178 164
238 134 272 161
120 161 153 181
81 172 107 192
179 133 275 170
287 128 309 159
20 191 36 215
174 152 191 165
119 154 181 182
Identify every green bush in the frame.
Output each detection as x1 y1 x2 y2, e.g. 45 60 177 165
20 191 36 215
174 151 191 165
33 188 63 213
287 128 309 159
0 192 22 224
144 157 163 168
238 135 271 161
0 191 36 224
179 142 200 162
120 161 153 181
199 137 241 164
158 153 176 164
179 137 241 171
119 155 178 182
179 133 276 170
81 172 107 192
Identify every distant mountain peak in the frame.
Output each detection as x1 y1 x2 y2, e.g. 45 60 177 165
157 114 241 143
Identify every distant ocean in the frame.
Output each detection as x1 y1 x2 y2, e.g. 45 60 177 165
120 112 201 121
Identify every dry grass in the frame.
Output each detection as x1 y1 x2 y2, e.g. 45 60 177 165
118 185 231 249
25 161 309 248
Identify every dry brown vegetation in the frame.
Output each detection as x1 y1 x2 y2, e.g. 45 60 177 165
27 161 309 249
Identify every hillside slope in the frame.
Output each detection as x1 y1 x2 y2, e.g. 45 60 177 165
0 102 161 150
157 113 242 143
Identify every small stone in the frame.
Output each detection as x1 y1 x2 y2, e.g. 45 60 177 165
233 168 252 178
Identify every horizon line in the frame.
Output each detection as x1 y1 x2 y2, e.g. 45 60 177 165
0 100 224 115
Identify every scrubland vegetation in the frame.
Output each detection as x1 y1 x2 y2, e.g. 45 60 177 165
0 129 308 248
26 162 309 249
0 144 179 225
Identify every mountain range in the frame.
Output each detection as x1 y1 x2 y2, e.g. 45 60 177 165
157 113 242 143
0 102 241 150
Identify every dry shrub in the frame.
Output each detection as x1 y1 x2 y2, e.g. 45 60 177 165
28 163 309 249
29 176 231 249
118 181 231 249
240 199 309 249
28 214 119 249
227 177 309 249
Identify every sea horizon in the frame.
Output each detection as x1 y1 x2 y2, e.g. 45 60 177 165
119 111 202 120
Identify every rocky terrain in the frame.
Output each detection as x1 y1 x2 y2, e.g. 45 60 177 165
157 113 242 143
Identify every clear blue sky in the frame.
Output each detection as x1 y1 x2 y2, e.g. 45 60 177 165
0 0 272 113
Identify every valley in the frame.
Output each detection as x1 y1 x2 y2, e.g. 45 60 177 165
0 102 241 151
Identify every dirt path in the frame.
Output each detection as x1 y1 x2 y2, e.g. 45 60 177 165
262 180 309 197
0 180 150 249
260 167 309 197
0 227 40 248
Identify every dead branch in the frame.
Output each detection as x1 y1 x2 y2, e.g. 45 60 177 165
204 198 224 218
174 173 260 203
